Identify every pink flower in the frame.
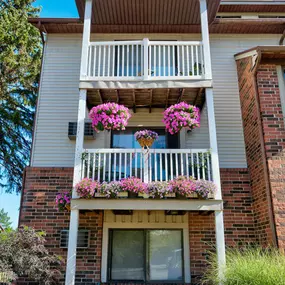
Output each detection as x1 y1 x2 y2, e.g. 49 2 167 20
75 178 101 199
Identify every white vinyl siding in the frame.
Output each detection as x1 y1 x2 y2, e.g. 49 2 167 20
31 34 279 168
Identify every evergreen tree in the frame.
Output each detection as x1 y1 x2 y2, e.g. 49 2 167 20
0 0 42 193
0 208 12 230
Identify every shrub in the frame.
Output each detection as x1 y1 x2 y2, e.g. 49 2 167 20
0 227 63 285
202 247 285 285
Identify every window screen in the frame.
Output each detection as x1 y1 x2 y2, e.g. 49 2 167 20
60 230 90 248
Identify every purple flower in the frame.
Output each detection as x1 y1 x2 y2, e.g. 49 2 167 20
195 180 217 198
55 191 72 211
134 130 159 141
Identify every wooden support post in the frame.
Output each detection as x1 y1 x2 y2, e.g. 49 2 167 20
65 209 79 285
199 0 212 80
80 0 93 80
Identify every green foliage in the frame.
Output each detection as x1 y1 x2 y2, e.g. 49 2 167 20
0 227 63 284
0 0 42 193
202 247 285 285
0 208 12 230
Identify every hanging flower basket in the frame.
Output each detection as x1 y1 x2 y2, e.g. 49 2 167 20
55 192 71 212
134 130 159 148
89 102 131 132
163 102 200 134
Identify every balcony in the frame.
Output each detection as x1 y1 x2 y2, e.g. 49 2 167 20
83 40 207 86
81 148 212 183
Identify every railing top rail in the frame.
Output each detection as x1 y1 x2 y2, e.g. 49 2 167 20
89 40 143 46
149 41 202 46
89 40 203 47
84 148 210 154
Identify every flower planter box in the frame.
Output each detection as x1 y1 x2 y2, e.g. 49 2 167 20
138 193 150 199
165 193 176 198
186 192 199 199
118 191 128 198
94 193 106 198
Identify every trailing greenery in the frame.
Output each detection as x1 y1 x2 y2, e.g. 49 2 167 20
0 208 12 230
202 247 285 285
0 0 42 193
0 227 63 284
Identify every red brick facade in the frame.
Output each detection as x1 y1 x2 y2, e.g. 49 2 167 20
236 57 285 249
19 167 256 284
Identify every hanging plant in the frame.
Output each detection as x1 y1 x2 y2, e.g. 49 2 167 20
163 102 200 134
89 102 131 132
55 191 71 211
134 129 159 148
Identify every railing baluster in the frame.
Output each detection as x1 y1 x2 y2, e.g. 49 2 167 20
141 44 144 77
117 45 120 77
170 152 174 180
164 153 168 181
200 43 204 76
127 45 129 77
103 45 106 77
97 153 101 181
93 46 97 77
195 45 199 76
122 45 125 77
181 45 185 76
125 152 127 178
149 44 152 77
197 152 200 180
155 152 158 182
135 150 138 177
119 152 122 180
107 45 111 77
154 45 156 77
92 153 96 180
168 45 170 76
98 46 102 77
177 46 180 77
149 152 152 182
140 152 143 179
131 45 134 76
103 153 106 182
191 152 194 178
87 153 90 178
88 46 91 77
160 153 163 181
129 152 132 177
202 153 206 180
163 45 166 76
113 152 117 181
108 153 111 182
136 44 139 76
187 46 190 76
158 45 161 77
191 45 194 76
181 153 184 176
207 152 211 181
175 153 179 177
172 45 175 77
112 45 115 77
186 152 189 178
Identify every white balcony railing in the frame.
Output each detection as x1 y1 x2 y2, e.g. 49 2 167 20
86 40 205 81
81 148 212 183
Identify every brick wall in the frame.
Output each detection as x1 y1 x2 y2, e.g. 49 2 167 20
236 58 276 246
256 65 285 249
189 168 256 283
236 58 285 249
19 167 256 284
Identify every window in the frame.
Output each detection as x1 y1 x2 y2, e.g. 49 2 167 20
109 229 183 282
60 230 90 248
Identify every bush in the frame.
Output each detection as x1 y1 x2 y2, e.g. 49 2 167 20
202 247 285 285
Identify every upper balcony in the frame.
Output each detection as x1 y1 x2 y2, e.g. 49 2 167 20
79 0 217 89
85 40 205 82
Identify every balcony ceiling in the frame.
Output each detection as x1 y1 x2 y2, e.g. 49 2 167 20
75 0 221 25
87 88 205 112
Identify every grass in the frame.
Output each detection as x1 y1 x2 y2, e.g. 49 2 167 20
202 247 285 285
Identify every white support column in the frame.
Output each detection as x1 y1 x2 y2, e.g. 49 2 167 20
80 0 93 80
72 89 87 198
143 38 149 80
206 88 221 200
206 88 226 283
65 209 79 285
215 210 226 284
199 0 212 80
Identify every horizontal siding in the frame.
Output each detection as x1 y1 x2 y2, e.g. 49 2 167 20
32 34 279 168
